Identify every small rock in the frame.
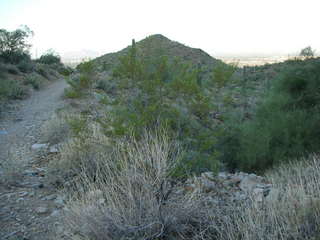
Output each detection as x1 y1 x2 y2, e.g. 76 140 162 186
35 207 49 214
218 172 229 179
229 174 244 184
31 143 48 150
54 196 65 206
252 188 264 202
239 175 264 192
32 183 44 189
19 191 29 197
41 194 57 201
49 145 59 153
23 169 39 176
50 209 60 217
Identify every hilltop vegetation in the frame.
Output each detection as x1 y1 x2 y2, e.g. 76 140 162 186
90 34 223 75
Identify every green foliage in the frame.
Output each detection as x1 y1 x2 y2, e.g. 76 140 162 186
35 64 50 79
59 66 73 76
24 74 43 90
37 49 61 65
64 87 83 99
0 78 27 100
65 61 95 98
101 40 221 175
221 59 320 172
211 62 237 88
299 46 315 58
5 64 20 75
0 26 33 64
17 59 34 73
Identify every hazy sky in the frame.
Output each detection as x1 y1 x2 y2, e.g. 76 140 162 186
1 0 319 58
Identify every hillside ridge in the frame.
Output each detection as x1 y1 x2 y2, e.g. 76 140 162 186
92 34 223 71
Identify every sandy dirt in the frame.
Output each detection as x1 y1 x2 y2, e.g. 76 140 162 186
0 79 68 240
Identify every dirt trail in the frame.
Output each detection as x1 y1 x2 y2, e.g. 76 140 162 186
0 79 68 240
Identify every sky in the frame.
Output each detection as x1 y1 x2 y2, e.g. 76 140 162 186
1 0 319 59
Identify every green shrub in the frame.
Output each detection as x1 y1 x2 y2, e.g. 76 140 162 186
59 66 73 76
64 87 83 99
221 59 320 172
24 73 43 89
100 40 221 176
17 59 34 73
0 78 27 100
65 61 95 98
95 78 115 93
36 49 61 65
5 64 20 75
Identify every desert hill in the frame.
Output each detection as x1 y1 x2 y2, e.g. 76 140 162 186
91 34 224 72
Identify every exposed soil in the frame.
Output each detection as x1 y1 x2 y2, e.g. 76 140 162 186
0 79 68 240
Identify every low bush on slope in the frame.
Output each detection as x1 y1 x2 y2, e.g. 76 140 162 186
220 58 320 172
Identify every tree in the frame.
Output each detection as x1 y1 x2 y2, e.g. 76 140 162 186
0 25 33 63
37 49 61 64
299 46 315 58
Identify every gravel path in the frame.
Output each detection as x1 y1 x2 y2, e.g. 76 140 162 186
0 79 68 240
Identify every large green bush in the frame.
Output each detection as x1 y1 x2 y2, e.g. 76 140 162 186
221 59 320 172
0 26 33 64
99 40 221 175
65 61 95 98
37 50 61 65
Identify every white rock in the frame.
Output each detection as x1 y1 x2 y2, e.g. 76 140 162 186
31 143 48 150
252 188 264 202
239 175 264 192
218 172 229 179
41 194 57 201
49 145 59 153
35 206 49 214
54 196 65 206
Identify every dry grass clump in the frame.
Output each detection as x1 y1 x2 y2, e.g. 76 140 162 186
215 154 320 240
0 149 24 186
40 112 70 145
61 132 215 240
48 122 111 183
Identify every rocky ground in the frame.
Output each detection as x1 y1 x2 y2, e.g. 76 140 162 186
0 79 68 240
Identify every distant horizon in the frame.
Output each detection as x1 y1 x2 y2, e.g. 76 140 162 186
2 0 317 60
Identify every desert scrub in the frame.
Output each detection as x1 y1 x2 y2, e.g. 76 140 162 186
0 77 27 100
64 61 96 98
60 131 216 240
40 112 70 145
24 73 44 89
212 155 320 240
48 122 111 184
220 58 320 172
